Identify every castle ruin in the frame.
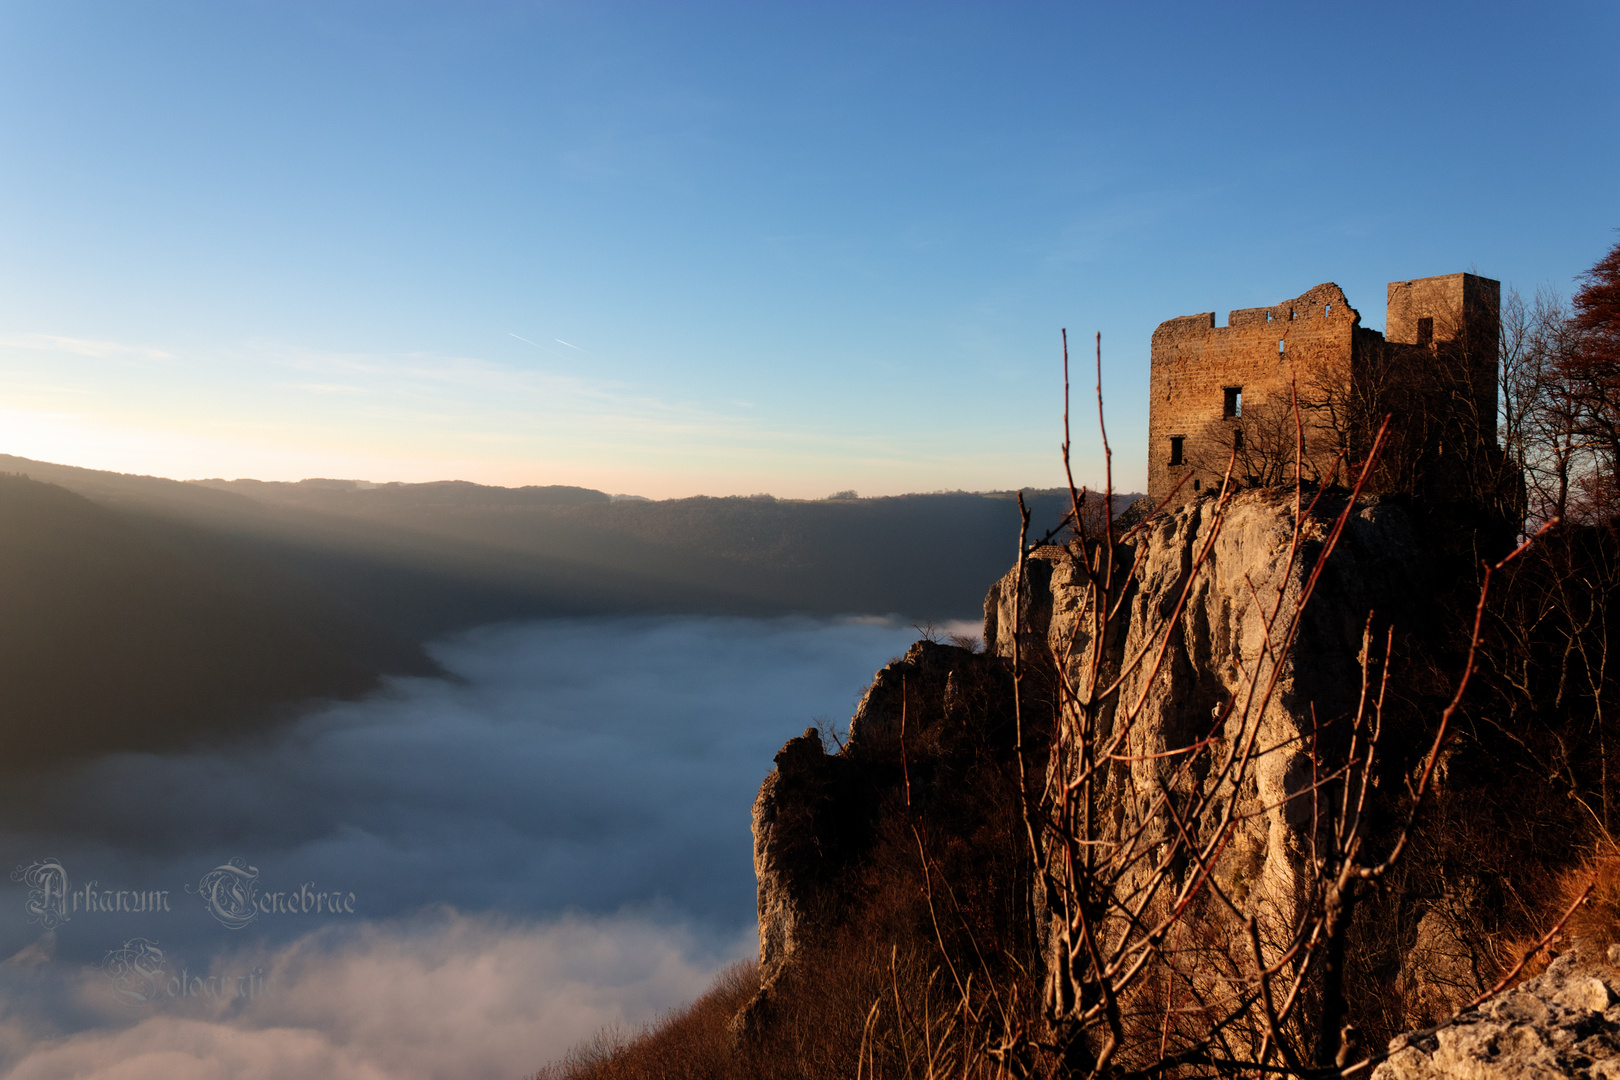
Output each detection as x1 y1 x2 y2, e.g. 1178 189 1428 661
1146 272 1502 509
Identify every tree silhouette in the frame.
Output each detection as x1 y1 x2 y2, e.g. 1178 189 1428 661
1558 236 1620 514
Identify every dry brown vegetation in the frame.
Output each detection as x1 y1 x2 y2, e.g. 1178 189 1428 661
530 962 759 1080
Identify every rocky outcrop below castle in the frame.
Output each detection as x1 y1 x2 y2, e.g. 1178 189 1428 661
984 488 1431 1028
740 486 1604 1073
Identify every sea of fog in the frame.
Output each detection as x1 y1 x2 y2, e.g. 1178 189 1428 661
0 615 949 1080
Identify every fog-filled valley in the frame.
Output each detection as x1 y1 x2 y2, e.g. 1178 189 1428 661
4 4 1605 1075
0 613 934 1078
0 453 1088 1078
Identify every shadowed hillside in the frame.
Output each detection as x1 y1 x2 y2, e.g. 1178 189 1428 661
191 477 1110 631
0 473 434 770
0 454 1117 637
0 454 1129 767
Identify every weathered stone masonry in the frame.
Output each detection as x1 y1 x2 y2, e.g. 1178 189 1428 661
1147 272 1500 507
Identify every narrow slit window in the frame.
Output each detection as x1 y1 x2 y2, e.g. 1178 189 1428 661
1193 479 1201 491
1233 428 1244 451
1416 316 1434 346
1325 303 1333 315
1168 435 1185 466
1278 339 1286 354
1224 386 1242 418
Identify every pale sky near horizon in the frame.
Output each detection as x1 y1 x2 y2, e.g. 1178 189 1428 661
1 2 1614 499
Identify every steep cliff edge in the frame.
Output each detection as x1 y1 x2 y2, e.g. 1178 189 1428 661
984 489 1428 1013
738 487 1574 1072
742 638 1024 1035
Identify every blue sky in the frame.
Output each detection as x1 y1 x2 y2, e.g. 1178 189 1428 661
0 1 1614 498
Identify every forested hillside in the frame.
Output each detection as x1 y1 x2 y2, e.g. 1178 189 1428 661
0 454 1125 766
0 473 431 768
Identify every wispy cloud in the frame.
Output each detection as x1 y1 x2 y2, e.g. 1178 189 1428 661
508 332 590 358
287 383 371 396
0 334 174 362
259 342 759 439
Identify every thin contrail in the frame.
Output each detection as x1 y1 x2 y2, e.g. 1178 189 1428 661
510 333 588 354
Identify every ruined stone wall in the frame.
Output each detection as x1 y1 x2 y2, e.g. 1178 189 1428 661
1147 283 1360 506
1386 273 1497 350
1146 273 1504 511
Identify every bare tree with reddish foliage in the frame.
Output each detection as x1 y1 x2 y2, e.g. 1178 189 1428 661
1553 236 1620 516
1573 238 1620 352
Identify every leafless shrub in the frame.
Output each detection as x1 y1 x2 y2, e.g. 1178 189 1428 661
1491 841 1620 988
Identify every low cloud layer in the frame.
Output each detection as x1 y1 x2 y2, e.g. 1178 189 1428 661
0 615 920 1077
1 909 752 1079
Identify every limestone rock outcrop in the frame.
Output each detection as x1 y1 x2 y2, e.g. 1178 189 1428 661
983 489 1424 959
1375 952 1620 1080
741 486 1488 1054
741 639 1016 1032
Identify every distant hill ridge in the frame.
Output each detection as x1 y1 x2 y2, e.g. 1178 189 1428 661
199 476 612 506
0 452 1136 767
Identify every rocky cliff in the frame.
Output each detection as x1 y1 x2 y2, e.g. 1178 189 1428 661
742 637 1022 1033
740 486 1602 1075
1374 950 1620 1080
985 489 1428 1023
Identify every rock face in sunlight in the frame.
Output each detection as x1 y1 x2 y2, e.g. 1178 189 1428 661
984 489 1424 937
1374 951 1620 1080
749 726 859 989
735 485 1620 1076
738 487 1489 1060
